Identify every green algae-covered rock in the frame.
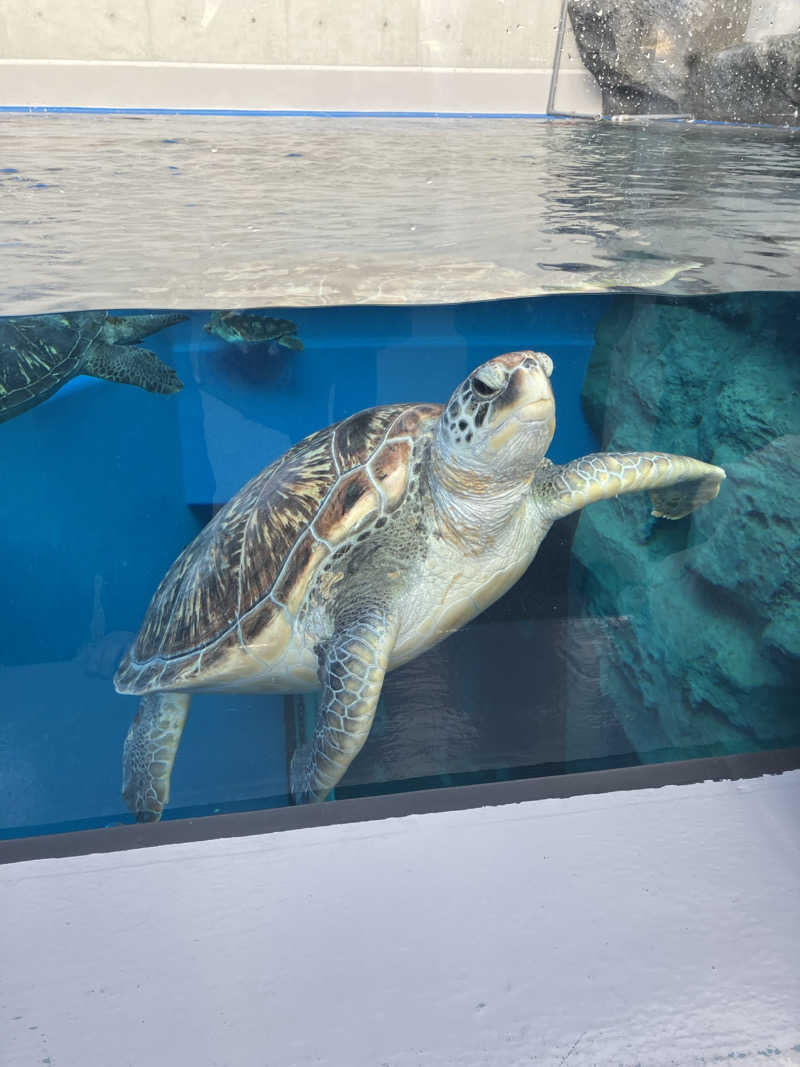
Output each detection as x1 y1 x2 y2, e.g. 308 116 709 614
572 293 800 757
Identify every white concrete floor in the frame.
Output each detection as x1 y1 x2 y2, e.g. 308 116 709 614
2 770 799 1066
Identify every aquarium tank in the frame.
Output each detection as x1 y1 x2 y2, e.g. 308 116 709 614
0 114 798 836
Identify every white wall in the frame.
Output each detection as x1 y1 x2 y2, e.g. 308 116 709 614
746 0 800 39
0 0 579 67
0 0 601 113
2 771 799 1066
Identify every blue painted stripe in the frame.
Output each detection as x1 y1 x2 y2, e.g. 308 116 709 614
0 105 796 130
0 105 556 119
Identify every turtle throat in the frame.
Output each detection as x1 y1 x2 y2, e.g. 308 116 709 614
428 439 533 554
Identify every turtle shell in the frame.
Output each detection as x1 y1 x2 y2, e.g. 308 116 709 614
115 401 443 695
0 313 101 422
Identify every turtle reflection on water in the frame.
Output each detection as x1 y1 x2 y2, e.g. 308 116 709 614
0 311 186 424
117 350 725 821
204 310 304 353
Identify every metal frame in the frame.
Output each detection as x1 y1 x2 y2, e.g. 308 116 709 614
546 0 602 120
2 746 798 865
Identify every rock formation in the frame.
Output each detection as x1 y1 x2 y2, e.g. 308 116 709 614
567 0 800 124
571 292 800 757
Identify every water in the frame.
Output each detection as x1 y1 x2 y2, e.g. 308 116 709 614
1 114 799 314
0 115 798 837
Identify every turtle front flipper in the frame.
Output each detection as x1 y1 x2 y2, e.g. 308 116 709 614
290 611 399 803
84 342 183 394
536 452 726 522
122 692 190 822
102 312 188 344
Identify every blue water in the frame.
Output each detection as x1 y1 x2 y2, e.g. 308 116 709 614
1 290 798 838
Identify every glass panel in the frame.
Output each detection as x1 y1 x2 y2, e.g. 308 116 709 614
1 291 797 836
1 114 798 837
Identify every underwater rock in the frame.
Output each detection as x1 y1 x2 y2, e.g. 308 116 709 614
689 435 800 663
572 293 800 756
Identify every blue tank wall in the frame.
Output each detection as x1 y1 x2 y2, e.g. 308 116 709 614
177 297 607 507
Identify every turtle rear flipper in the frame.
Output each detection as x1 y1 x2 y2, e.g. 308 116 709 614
123 692 190 822
279 335 304 351
84 342 183 394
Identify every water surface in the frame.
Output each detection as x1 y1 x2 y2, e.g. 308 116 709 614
1 114 799 314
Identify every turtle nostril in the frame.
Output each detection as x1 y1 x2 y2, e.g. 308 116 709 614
522 354 553 377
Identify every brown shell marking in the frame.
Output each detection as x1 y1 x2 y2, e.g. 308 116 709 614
123 422 336 667
117 402 443 691
0 314 97 414
390 403 441 437
368 439 412 511
272 530 329 613
312 468 380 545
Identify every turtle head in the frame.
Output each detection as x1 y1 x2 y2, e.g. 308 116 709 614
435 352 556 485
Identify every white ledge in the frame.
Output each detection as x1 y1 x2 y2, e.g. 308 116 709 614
0 59 600 114
2 771 798 1066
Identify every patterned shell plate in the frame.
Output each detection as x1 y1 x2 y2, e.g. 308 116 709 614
115 402 442 693
0 313 98 414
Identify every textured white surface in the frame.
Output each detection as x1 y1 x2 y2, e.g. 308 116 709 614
746 0 800 41
2 771 799 1066
0 60 592 114
0 0 579 68
0 0 601 114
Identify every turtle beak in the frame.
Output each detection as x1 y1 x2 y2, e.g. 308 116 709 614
486 363 556 454
508 364 554 418
497 363 554 421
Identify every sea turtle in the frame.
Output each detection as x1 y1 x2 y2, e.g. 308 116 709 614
0 311 186 424
204 311 303 352
116 350 725 821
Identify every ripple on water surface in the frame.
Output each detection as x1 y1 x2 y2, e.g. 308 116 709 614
0 114 799 313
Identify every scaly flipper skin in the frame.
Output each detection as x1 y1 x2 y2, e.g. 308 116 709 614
102 312 188 345
279 334 304 351
290 611 399 803
84 342 184 394
535 452 725 522
122 692 191 821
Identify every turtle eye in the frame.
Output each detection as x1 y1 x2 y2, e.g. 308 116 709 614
471 375 500 399
470 361 507 401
